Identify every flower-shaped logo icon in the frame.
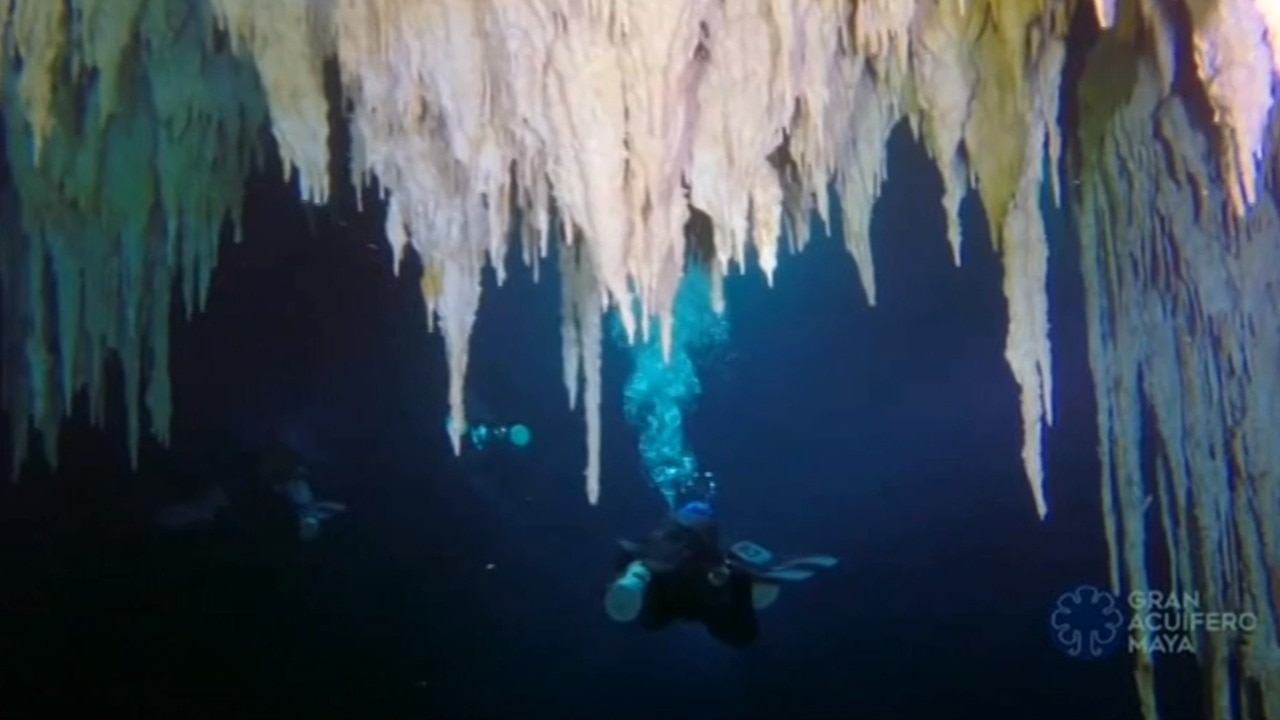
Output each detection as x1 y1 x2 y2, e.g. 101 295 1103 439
1049 585 1125 659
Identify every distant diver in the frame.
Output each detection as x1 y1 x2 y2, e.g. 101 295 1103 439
442 387 541 517
275 466 347 542
605 501 837 647
447 416 532 453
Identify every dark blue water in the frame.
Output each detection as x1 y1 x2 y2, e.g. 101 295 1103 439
0 127 1199 719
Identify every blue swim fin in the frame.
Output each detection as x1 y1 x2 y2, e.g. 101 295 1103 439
730 541 837 582
758 568 817 582
774 554 839 570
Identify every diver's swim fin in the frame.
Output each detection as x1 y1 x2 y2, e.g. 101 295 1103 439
752 582 781 610
728 540 774 566
730 541 837 582
758 568 817 582
311 501 348 519
774 554 839 570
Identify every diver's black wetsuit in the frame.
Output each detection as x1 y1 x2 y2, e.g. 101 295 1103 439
614 514 760 647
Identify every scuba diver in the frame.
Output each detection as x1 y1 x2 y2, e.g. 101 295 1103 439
445 378 535 455
147 425 347 543
605 500 837 647
252 435 347 542
443 386 540 518
447 408 532 453
273 465 347 542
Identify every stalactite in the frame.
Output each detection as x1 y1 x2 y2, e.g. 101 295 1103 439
1188 0 1275 217
910 0 977 265
1 0 267 473
3 5 1277 716
559 237 603 504
559 218 581 413
686 0 790 283
210 0 332 204
1077 32 1280 720
177 0 1064 519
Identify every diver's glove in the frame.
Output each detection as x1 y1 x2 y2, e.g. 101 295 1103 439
605 560 652 622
